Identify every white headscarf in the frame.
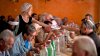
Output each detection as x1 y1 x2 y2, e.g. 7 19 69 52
8 21 19 26
51 20 60 30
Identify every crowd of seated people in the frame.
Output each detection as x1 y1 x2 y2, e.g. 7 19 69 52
0 2 100 56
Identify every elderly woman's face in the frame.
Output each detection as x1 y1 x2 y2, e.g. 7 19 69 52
27 7 33 16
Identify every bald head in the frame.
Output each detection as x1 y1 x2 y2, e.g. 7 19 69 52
72 36 97 56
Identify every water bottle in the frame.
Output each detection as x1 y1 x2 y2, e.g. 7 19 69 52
51 40 56 56
47 43 53 56
54 36 60 56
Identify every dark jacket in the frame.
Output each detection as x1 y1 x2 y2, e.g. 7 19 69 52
88 32 100 56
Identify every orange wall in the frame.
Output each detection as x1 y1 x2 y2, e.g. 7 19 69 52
97 0 100 22
0 0 99 25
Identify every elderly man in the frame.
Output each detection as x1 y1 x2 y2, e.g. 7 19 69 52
10 24 38 56
72 36 97 56
0 29 14 56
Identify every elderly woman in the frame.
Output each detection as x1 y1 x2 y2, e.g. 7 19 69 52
81 14 96 31
16 3 33 35
16 3 48 35
8 18 19 36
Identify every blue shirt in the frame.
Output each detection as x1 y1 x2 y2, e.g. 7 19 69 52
0 50 10 56
10 33 32 56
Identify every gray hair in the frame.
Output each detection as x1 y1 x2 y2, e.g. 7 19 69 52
22 24 36 35
74 36 97 56
0 29 14 42
28 24 36 33
39 13 49 22
21 3 32 12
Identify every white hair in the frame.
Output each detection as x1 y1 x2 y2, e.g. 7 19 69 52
48 14 54 19
39 13 49 22
74 36 97 56
8 21 19 26
21 3 32 12
0 29 14 42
